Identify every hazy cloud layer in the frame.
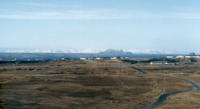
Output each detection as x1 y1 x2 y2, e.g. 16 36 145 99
0 10 200 20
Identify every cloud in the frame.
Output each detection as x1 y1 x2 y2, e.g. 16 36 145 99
171 12 200 20
18 2 56 7
0 9 200 20
0 10 143 20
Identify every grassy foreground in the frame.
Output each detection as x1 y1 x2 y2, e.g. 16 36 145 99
0 59 200 109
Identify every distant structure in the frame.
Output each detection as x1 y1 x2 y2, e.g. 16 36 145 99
61 58 65 60
185 56 192 58
124 57 129 59
150 61 168 65
95 57 101 60
176 56 184 59
120 57 129 59
193 56 200 58
185 56 200 58
166 56 174 59
174 52 200 59
110 57 117 60
80 58 86 60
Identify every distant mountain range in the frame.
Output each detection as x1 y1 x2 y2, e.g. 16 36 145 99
0 49 181 61
98 49 133 57
0 48 103 53
0 48 174 54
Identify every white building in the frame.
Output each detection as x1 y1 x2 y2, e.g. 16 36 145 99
185 56 200 58
166 56 174 59
176 56 184 59
193 56 200 58
185 56 192 58
80 58 86 60
61 58 65 60
150 61 168 65
111 57 117 60
95 57 101 60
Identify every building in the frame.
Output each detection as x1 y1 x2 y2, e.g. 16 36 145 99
193 56 200 58
95 57 101 60
150 61 168 65
166 56 174 59
110 57 117 60
176 56 184 59
80 58 86 60
185 56 192 58
61 58 65 60
184 56 200 59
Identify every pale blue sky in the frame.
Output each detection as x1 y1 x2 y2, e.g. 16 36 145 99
0 0 200 53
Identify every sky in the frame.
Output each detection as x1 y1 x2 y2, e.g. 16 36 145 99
0 0 200 53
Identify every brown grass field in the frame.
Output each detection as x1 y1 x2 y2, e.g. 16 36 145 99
0 59 200 109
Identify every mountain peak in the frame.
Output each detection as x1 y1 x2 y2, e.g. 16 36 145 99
98 49 133 57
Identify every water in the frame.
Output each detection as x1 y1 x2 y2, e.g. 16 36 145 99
138 91 183 109
32 73 65 77
137 89 195 109
131 66 147 74
134 66 200 109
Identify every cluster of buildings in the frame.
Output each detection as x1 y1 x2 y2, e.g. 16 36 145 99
167 55 200 59
79 52 200 65
150 61 177 65
151 53 200 65
167 52 200 59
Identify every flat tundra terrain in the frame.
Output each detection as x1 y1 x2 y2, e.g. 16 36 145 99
0 59 200 109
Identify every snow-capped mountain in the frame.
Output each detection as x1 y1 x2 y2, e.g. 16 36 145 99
0 48 175 54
